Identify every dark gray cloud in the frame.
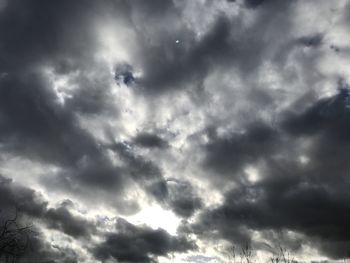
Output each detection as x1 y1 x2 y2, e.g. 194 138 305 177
0 175 95 261
298 34 323 48
150 179 202 218
115 64 136 86
204 122 279 178
244 0 268 8
19 235 79 263
138 16 234 93
135 0 296 94
110 142 163 182
133 132 168 149
0 175 47 218
0 0 102 72
0 0 120 194
0 31 163 212
0 0 116 166
283 83 350 138
0 72 100 167
189 88 350 259
46 204 94 239
94 218 195 263
1 0 349 261
0 176 95 239
0 2 181 234
189 164 350 258
0 70 136 204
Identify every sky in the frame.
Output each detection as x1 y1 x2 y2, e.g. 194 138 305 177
1 0 350 262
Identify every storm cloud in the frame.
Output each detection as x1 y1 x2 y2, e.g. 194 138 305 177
94 218 195 263
185 88 350 259
1 0 350 262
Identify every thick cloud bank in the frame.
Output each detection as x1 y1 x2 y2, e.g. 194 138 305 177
1 0 350 262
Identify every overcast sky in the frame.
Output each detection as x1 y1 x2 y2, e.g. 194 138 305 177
1 0 350 262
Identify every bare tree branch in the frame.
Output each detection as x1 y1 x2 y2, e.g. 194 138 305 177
0 208 35 263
